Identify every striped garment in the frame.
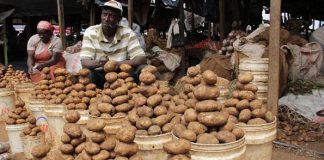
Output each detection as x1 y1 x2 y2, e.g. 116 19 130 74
80 24 145 62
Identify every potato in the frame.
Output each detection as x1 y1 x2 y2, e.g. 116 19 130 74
232 90 240 98
220 121 235 132
75 103 87 110
184 76 201 86
243 83 258 92
26 115 36 124
196 100 222 112
265 111 275 123
250 99 263 110
217 131 236 143
116 103 133 113
148 125 162 135
128 109 139 125
139 72 156 84
136 130 148 136
92 150 110 160
105 72 118 83
202 70 217 85
235 99 250 110
113 112 127 117
55 76 66 82
85 83 96 91
161 123 175 133
136 117 153 130
228 115 239 124
232 128 244 140
238 109 252 123
64 110 80 123
247 118 267 124
139 85 158 97
114 141 139 157
153 114 173 127
137 106 153 118
141 65 157 74
179 129 197 142
75 143 85 156
85 90 97 98
100 136 116 151
153 105 168 116
162 94 172 101
147 94 163 107
197 112 228 127
224 98 240 107
238 72 253 84
104 60 117 72
187 66 200 77
67 103 76 110
169 104 187 114
125 77 134 83
117 125 136 143
86 119 105 132
238 91 255 101
186 121 207 135
168 155 191 160
224 107 239 117
85 142 100 155
197 133 219 144
60 144 74 154
251 108 266 119
163 139 191 155
184 109 197 122
71 134 86 147
133 94 146 107
96 103 113 114
64 123 82 138
16 119 26 124
184 99 197 109
111 87 128 98
90 131 106 143
31 143 50 158
193 84 220 100
112 95 129 105
173 124 187 137
65 79 74 86
110 79 124 90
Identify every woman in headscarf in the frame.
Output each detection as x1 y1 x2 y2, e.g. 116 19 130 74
27 21 66 82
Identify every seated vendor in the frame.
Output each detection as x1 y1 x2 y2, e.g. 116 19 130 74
80 0 146 88
27 21 66 82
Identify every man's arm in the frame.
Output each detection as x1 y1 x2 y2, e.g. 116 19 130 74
119 55 146 66
125 30 147 67
80 27 99 69
81 59 106 69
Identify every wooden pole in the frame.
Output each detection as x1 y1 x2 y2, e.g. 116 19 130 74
90 3 96 26
179 0 185 41
3 20 8 67
219 0 225 41
128 0 133 28
268 0 281 115
57 0 66 49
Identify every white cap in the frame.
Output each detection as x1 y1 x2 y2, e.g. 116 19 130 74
101 0 123 14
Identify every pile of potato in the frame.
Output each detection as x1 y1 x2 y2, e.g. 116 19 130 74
173 68 244 144
277 120 323 145
20 115 43 137
127 66 180 136
89 61 137 117
163 138 191 160
59 110 86 159
219 31 242 56
64 69 101 110
0 65 31 88
224 72 275 125
4 97 34 125
75 119 141 159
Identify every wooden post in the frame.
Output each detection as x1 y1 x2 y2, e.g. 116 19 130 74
179 0 185 41
90 3 96 25
128 0 133 28
219 0 225 41
3 20 8 67
57 0 66 49
268 0 281 115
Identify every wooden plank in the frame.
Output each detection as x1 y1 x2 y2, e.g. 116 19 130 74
128 0 133 28
57 0 66 49
219 0 225 41
268 0 281 115
90 3 96 26
3 20 8 67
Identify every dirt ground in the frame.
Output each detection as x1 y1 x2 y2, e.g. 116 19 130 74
272 148 323 160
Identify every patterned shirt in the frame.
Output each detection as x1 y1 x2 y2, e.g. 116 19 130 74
80 24 145 62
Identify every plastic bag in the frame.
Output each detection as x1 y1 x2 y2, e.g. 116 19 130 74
63 52 82 75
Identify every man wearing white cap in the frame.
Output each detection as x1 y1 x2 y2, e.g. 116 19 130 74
80 0 146 87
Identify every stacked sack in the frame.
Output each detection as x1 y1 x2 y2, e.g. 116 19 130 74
60 110 87 159
224 72 275 124
64 69 101 110
163 138 191 160
0 65 31 88
0 142 11 160
4 97 33 125
128 66 178 135
173 69 245 144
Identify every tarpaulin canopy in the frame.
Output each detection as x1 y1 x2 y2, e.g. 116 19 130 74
0 0 83 17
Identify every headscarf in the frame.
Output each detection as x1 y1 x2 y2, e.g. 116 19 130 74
37 21 53 31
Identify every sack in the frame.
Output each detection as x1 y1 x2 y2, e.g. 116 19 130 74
281 42 323 81
200 54 233 80
172 34 185 48
63 52 82 75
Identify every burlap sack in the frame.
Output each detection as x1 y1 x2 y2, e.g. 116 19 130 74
200 54 233 80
